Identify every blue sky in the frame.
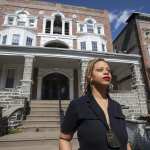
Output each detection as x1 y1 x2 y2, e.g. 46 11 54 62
44 0 149 40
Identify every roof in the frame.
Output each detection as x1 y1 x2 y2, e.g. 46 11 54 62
127 12 150 23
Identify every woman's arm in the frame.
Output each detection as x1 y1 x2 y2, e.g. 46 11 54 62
59 132 73 150
127 143 132 150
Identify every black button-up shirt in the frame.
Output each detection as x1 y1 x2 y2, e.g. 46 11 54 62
61 94 128 150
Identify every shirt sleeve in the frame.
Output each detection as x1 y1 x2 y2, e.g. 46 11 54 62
61 100 79 134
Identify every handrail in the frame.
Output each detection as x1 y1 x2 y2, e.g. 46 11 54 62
0 107 8 136
23 98 31 120
59 98 65 126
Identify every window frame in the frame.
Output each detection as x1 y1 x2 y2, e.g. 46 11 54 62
5 68 16 88
80 42 86 50
12 34 20 45
92 41 98 51
26 36 33 46
2 35 7 45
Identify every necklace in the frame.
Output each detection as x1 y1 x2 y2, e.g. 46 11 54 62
93 93 111 128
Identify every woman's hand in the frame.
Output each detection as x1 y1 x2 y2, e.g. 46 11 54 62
127 143 132 150
59 132 73 150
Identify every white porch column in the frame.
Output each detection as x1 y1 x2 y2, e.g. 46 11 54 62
21 55 34 100
80 59 88 96
70 78 73 100
62 20 65 35
51 19 54 34
69 20 72 35
37 77 42 100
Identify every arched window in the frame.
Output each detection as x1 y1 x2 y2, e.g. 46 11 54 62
86 19 94 33
45 40 69 48
16 12 28 27
53 15 62 34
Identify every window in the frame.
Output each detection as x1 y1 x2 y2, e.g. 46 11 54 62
92 41 97 51
5 68 15 88
53 15 62 34
87 24 94 33
8 16 14 25
145 31 150 39
17 21 26 26
80 42 86 50
26 37 33 46
65 22 69 35
2 35 7 45
45 20 51 33
102 43 105 51
86 19 94 33
80 24 84 32
12 34 20 45
97 26 101 34
29 18 35 27
17 12 27 27
148 46 150 56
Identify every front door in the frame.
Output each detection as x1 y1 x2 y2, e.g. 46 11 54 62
42 73 69 100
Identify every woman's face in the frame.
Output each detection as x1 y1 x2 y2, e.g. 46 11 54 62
91 61 112 87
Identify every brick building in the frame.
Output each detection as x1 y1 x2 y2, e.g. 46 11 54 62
0 0 148 121
113 12 150 111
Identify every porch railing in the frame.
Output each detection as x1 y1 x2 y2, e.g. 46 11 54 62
0 107 8 136
59 98 65 126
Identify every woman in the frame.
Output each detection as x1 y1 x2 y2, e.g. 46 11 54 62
59 58 131 150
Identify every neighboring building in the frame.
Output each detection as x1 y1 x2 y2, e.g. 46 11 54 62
0 0 148 120
113 12 150 111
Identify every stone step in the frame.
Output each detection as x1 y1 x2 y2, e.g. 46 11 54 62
27 116 60 121
31 107 67 111
31 103 69 107
20 126 60 132
30 111 59 116
0 135 78 150
31 100 70 105
23 120 60 126
28 114 60 117
31 103 68 106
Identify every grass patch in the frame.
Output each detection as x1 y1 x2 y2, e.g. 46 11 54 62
8 128 23 134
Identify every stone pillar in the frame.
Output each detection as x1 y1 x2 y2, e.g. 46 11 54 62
131 63 148 115
20 56 34 100
80 59 88 96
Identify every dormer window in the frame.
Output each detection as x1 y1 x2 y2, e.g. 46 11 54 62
17 12 27 27
5 10 36 28
29 18 35 27
8 16 14 25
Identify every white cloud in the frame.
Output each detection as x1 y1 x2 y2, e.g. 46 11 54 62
109 12 117 23
109 9 135 30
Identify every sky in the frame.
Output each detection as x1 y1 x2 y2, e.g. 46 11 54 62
44 0 149 40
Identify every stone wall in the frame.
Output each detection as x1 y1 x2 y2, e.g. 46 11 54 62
0 87 26 116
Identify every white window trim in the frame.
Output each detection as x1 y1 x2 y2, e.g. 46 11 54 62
12 34 20 45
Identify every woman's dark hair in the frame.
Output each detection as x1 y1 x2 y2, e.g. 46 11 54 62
83 58 111 95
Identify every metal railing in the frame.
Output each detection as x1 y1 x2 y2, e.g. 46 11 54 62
0 107 8 136
59 98 65 126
